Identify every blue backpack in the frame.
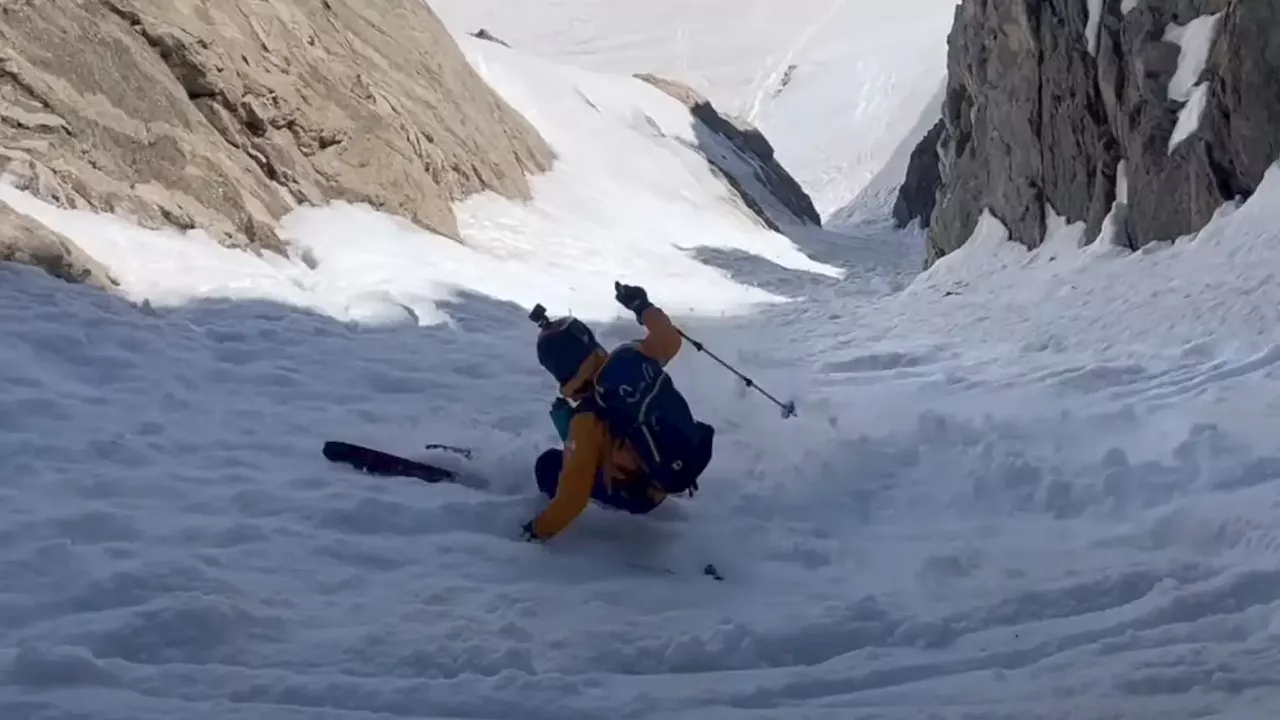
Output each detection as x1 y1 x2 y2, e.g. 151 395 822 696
579 343 707 495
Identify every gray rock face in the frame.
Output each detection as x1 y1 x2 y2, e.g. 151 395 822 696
898 0 1280 266
635 74 821 231
892 119 943 229
0 0 554 259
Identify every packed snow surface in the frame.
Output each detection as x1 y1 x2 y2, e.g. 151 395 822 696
5 12 1280 720
431 0 957 219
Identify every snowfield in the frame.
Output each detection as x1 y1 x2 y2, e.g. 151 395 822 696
5 7 1280 720
430 0 958 220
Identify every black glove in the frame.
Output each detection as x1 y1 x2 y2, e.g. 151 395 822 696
520 520 542 542
614 282 653 323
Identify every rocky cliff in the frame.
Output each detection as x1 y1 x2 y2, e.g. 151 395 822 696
635 73 821 231
897 0 1280 266
0 0 553 276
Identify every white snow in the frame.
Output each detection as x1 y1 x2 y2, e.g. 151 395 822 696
1169 82 1211 153
829 79 946 228
1086 0 1104 56
1093 160 1131 248
6 6 1280 720
1164 12 1224 153
430 0 959 220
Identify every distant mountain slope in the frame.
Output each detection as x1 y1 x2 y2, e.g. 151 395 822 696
430 0 958 219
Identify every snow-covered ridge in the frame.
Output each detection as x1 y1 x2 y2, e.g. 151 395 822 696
430 0 958 220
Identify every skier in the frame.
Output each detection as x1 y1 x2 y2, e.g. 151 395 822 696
520 282 715 542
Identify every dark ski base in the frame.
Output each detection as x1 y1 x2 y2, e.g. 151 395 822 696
323 441 457 484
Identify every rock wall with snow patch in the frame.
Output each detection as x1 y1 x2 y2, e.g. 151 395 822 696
897 0 1280 266
0 197 116 289
634 74 821 231
0 0 553 261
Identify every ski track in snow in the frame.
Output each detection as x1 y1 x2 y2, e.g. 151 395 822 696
5 8 1280 720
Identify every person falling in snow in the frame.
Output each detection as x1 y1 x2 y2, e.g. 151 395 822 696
521 282 716 542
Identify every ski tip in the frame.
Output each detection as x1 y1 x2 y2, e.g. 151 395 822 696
321 440 348 460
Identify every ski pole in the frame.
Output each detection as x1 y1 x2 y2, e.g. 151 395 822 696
675 328 797 419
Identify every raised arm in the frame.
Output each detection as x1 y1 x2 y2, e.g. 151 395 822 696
615 282 682 366
637 306 682 366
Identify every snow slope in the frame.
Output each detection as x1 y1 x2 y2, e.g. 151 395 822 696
0 37 838 327
430 0 957 219
6 14 1280 720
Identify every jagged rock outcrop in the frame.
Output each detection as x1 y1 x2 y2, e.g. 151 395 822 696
1 198 116 288
892 119 943 229
635 73 821 231
0 0 553 259
898 0 1280 267
470 28 512 48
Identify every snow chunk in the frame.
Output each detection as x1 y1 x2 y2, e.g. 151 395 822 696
1085 0 1103 56
1117 159 1130 204
913 209 1024 289
1044 203 1087 250
1165 13 1223 103
1163 12 1223 153
1094 160 1130 247
1169 83 1211 153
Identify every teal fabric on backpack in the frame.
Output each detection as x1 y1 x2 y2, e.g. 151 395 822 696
549 397 575 442
579 344 704 495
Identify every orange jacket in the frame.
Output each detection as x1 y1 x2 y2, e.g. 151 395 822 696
531 306 683 540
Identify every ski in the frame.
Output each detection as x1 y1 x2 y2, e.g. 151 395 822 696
620 560 724 581
322 441 458 484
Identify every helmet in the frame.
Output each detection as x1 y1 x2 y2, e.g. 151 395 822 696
536 316 602 386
